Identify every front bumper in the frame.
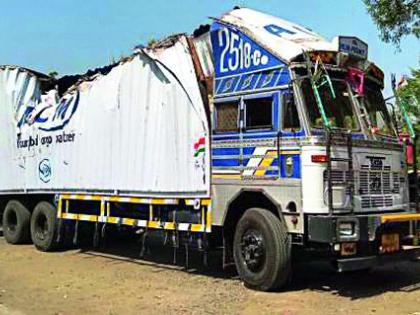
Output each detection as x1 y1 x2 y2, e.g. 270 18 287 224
306 212 420 270
308 212 420 243
336 246 420 272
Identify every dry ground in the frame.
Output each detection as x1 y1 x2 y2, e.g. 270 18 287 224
0 233 420 315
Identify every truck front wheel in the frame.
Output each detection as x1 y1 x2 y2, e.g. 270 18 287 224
31 201 59 252
2 200 31 244
233 208 291 291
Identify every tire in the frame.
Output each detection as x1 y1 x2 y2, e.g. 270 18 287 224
233 208 291 291
30 201 59 252
2 200 31 244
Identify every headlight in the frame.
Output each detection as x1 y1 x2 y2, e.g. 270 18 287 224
338 222 355 237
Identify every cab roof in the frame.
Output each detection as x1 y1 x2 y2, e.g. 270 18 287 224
218 8 340 62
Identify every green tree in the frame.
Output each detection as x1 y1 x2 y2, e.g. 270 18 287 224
396 68 420 169
363 0 420 46
48 71 59 79
398 68 420 116
364 0 420 169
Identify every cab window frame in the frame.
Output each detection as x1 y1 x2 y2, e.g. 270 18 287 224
281 91 303 134
243 93 276 133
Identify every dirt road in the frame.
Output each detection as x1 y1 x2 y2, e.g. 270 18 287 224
0 235 420 315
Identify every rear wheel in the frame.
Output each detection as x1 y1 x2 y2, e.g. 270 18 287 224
2 200 31 244
233 208 291 291
31 201 59 251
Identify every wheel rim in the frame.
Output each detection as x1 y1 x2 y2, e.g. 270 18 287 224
240 228 266 272
6 210 17 233
35 213 49 241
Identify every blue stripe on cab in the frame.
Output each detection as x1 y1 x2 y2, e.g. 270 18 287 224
243 147 255 155
280 154 301 178
212 148 241 156
212 159 240 167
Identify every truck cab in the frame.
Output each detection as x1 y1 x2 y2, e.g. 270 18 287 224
198 7 420 290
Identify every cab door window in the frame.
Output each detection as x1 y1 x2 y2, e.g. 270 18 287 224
214 100 239 133
244 97 273 131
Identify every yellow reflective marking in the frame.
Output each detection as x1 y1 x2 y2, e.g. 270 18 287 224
61 213 78 220
60 194 178 205
100 201 105 217
78 215 98 222
57 198 63 218
201 199 211 206
206 210 212 231
148 221 161 229
60 194 102 201
212 174 242 179
150 199 165 205
164 222 175 230
106 202 110 216
149 204 153 221
191 224 204 232
185 199 211 206
122 218 136 226
279 150 300 155
381 213 420 223
107 217 120 224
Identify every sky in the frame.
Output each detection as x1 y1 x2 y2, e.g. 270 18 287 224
0 0 418 97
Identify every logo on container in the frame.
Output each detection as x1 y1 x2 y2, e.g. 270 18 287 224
17 91 80 132
39 159 52 183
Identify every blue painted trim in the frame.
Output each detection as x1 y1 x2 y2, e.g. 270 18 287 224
280 154 301 178
212 159 240 167
212 148 241 155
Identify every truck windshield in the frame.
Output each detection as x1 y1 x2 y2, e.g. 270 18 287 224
301 79 359 130
363 86 395 136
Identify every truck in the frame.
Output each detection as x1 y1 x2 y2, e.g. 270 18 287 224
1 7 419 291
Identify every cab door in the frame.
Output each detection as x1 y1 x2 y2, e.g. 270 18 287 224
241 92 279 178
279 91 304 179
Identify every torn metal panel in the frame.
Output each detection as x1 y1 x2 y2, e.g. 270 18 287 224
0 65 52 82
190 32 214 79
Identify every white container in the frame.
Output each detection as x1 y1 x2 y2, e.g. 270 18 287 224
0 36 210 197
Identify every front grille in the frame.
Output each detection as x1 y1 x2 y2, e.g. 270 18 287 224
393 173 400 192
323 170 349 182
361 195 393 208
324 168 400 209
358 171 399 196
383 173 391 194
323 170 352 194
358 170 401 208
